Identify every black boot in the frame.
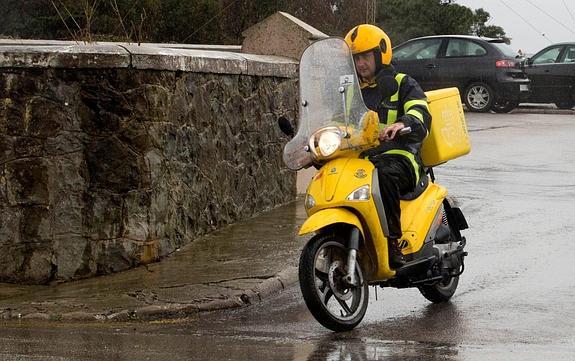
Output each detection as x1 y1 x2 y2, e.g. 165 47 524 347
388 238 406 269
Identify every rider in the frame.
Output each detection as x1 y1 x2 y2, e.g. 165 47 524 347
344 24 431 269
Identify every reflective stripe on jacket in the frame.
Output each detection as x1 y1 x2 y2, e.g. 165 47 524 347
360 69 432 181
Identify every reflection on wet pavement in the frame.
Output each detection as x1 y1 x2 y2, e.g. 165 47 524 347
2 113 575 360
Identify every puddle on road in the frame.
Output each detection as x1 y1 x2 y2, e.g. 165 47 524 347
0 199 309 317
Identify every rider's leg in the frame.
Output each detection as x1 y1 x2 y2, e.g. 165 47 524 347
374 155 417 268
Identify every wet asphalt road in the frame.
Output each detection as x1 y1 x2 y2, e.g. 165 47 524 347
2 112 575 360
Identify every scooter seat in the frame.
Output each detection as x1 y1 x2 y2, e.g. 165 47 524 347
400 175 429 201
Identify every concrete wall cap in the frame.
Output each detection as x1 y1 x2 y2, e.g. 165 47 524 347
0 43 131 68
277 11 328 40
241 12 327 40
0 41 296 77
0 39 241 52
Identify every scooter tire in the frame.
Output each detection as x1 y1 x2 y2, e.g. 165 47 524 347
418 275 459 303
299 233 369 332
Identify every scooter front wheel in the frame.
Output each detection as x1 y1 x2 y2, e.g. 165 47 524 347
299 233 368 332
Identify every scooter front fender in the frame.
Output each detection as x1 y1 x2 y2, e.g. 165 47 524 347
299 208 364 237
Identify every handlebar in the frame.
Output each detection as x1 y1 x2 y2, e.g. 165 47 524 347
399 126 412 136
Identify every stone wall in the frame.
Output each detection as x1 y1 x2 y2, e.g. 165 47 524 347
0 42 298 284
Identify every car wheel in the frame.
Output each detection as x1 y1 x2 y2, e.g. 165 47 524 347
492 98 519 113
555 100 574 110
464 82 494 112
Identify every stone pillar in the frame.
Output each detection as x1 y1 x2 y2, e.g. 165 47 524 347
241 12 328 60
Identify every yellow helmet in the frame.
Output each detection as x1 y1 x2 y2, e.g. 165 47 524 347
344 24 392 66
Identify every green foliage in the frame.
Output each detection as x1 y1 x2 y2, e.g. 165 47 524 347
0 0 283 43
378 0 509 46
0 0 508 45
479 25 509 43
471 8 510 43
0 0 63 39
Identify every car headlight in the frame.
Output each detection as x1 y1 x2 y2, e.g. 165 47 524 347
317 130 341 157
347 185 370 201
305 194 316 210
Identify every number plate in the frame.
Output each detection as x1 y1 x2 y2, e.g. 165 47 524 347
520 84 530 92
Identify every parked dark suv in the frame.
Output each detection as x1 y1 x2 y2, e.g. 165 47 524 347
522 42 575 109
392 35 530 112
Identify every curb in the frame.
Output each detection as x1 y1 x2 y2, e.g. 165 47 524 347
1 266 299 323
512 108 574 115
462 105 574 115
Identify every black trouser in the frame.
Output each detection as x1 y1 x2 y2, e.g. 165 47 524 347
372 154 417 240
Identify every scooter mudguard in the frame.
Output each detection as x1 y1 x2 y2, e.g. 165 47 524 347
298 208 365 237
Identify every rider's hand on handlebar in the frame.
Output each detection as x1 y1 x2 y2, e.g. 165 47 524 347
379 122 405 141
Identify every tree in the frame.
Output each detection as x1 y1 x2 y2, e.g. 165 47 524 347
377 0 509 46
471 8 510 43
0 0 372 43
0 0 507 45
0 0 64 39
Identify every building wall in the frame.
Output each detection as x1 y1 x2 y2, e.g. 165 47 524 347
0 42 298 284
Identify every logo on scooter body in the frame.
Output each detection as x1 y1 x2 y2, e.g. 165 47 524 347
354 169 367 178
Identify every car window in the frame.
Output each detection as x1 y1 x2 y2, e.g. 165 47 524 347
532 46 562 64
561 46 575 63
393 39 442 60
445 39 486 57
490 42 517 58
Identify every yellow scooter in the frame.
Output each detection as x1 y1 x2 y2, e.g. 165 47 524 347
279 38 471 332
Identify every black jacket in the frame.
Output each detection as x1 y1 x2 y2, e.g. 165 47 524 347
361 65 432 164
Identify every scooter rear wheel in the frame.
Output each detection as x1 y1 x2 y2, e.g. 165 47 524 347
299 233 368 332
419 275 459 303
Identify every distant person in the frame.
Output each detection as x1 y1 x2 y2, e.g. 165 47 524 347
344 24 431 269
517 49 524 58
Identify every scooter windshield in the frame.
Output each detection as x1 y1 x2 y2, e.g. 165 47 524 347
283 37 371 171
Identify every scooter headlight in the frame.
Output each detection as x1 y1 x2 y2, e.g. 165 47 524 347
317 130 341 157
305 193 316 210
347 185 370 201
